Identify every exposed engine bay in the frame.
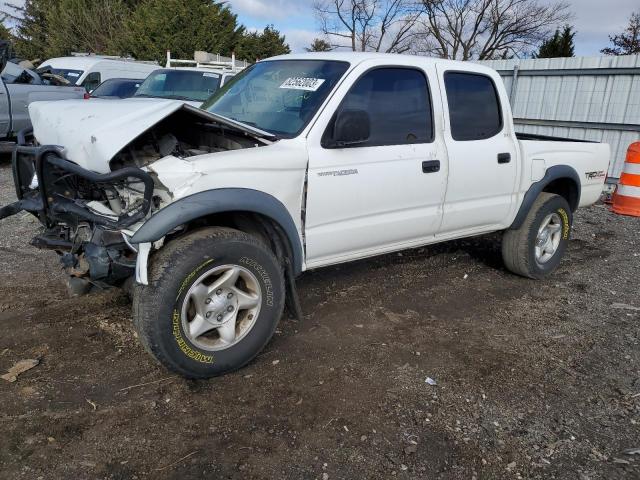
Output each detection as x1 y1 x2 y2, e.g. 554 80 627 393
2 105 269 293
109 109 262 171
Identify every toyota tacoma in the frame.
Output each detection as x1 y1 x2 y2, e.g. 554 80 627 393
0 53 610 378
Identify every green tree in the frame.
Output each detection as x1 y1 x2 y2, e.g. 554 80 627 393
535 25 576 58
45 0 131 57
0 15 13 43
4 0 55 61
306 38 332 52
237 25 290 61
119 0 244 64
601 12 640 55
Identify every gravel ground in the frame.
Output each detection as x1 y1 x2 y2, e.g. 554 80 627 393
0 158 639 480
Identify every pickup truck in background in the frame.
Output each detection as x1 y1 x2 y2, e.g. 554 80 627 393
0 53 610 378
0 47 85 148
130 67 237 106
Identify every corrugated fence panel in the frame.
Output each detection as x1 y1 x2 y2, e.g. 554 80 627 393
476 54 640 178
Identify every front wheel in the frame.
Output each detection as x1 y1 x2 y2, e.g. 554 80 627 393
502 193 572 279
132 227 285 378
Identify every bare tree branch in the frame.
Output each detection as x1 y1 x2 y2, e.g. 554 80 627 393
416 0 572 60
313 0 422 53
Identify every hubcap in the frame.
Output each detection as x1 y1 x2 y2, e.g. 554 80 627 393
181 265 262 352
535 213 563 264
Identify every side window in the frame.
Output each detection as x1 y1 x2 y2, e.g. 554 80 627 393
82 72 102 92
325 68 433 147
444 72 502 141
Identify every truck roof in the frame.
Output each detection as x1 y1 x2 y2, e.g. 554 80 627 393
41 56 157 70
163 66 234 75
266 52 498 75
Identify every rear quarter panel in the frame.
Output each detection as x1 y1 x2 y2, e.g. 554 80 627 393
518 140 610 208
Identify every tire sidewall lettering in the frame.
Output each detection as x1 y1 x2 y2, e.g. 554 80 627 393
170 254 275 365
172 308 214 364
176 258 215 301
172 259 217 364
239 256 274 307
557 208 570 240
530 198 572 273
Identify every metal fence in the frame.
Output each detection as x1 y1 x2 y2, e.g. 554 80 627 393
477 55 640 178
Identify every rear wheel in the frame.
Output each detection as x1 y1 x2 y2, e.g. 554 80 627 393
502 193 572 279
132 227 285 378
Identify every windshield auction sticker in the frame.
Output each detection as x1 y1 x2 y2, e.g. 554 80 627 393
280 77 325 91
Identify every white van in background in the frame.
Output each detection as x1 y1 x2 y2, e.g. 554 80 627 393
37 56 158 92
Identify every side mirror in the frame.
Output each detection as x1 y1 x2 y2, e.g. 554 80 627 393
328 109 370 148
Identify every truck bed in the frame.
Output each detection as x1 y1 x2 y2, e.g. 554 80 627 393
516 132 597 143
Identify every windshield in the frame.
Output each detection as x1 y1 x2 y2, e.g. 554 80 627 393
92 79 141 98
202 60 350 138
36 67 84 83
134 69 221 102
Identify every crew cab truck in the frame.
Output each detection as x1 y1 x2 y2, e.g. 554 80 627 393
0 53 610 378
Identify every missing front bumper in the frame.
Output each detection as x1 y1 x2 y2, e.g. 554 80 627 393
1 129 155 288
9 132 155 229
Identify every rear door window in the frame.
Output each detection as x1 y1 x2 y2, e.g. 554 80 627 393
444 72 502 141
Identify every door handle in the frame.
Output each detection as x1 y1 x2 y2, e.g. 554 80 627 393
422 160 440 173
498 153 511 164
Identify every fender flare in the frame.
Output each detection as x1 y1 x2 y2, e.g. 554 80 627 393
509 165 581 230
130 188 304 275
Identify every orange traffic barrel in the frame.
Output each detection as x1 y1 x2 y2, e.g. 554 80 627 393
612 142 640 217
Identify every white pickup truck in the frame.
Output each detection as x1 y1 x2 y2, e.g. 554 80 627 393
0 53 609 378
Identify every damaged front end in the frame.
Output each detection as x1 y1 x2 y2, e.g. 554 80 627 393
1 131 155 291
0 102 272 293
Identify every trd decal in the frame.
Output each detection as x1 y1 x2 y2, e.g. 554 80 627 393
585 171 606 180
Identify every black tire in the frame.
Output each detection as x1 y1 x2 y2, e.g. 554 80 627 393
502 193 572 279
132 227 285 379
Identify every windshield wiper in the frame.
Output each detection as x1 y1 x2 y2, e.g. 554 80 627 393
233 120 280 139
230 119 259 128
164 94 195 101
133 94 193 101
201 111 278 140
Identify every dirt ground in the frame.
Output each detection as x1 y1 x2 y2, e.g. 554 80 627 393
1 159 639 480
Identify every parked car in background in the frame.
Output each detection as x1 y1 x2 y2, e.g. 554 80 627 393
37 56 158 92
132 67 236 106
89 78 142 99
0 50 84 148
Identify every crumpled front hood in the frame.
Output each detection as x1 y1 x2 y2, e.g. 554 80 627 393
29 98 187 174
29 98 274 174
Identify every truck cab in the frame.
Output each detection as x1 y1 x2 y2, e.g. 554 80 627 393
0 53 610 378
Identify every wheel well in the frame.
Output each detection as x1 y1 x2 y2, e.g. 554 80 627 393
166 211 296 270
156 210 304 320
542 178 579 211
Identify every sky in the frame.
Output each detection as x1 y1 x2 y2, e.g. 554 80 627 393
230 0 640 56
1 0 638 57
